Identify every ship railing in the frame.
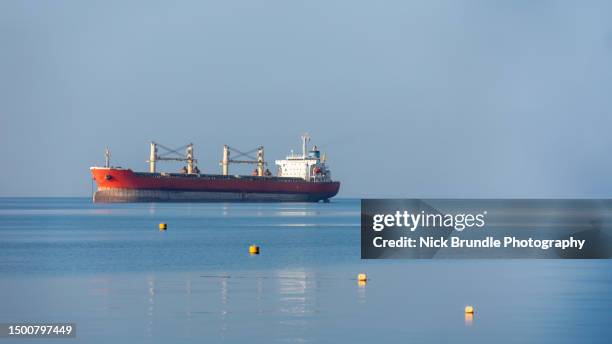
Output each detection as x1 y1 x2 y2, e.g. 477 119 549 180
134 171 307 183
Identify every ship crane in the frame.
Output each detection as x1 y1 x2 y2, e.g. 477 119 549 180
147 141 198 174
220 145 268 176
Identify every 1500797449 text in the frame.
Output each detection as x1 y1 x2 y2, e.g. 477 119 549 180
0 323 76 338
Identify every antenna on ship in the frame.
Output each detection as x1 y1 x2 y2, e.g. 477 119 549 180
104 147 111 168
301 133 310 158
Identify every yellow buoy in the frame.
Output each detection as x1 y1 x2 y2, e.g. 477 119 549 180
249 245 260 254
358 280 367 287
159 223 167 231
357 273 367 282
465 306 475 314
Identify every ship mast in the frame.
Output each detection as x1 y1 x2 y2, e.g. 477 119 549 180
104 147 111 168
257 146 265 176
222 145 230 175
186 144 194 174
149 142 157 173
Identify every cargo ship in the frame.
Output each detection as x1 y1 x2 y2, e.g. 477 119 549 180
90 135 340 203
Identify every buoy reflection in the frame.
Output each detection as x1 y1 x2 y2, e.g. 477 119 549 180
464 313 474 327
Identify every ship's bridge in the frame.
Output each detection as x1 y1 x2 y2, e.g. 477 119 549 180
275 135 332 182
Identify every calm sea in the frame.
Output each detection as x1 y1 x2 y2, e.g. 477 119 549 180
0 198 610 343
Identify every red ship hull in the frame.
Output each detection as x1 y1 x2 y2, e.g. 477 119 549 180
91 168 340 203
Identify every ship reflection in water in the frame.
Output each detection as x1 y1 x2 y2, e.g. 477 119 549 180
106 270 327 343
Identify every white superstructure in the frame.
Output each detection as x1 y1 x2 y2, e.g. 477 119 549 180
275 134 332 182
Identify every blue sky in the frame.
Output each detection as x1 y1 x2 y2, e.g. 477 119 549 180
1 1 612 197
